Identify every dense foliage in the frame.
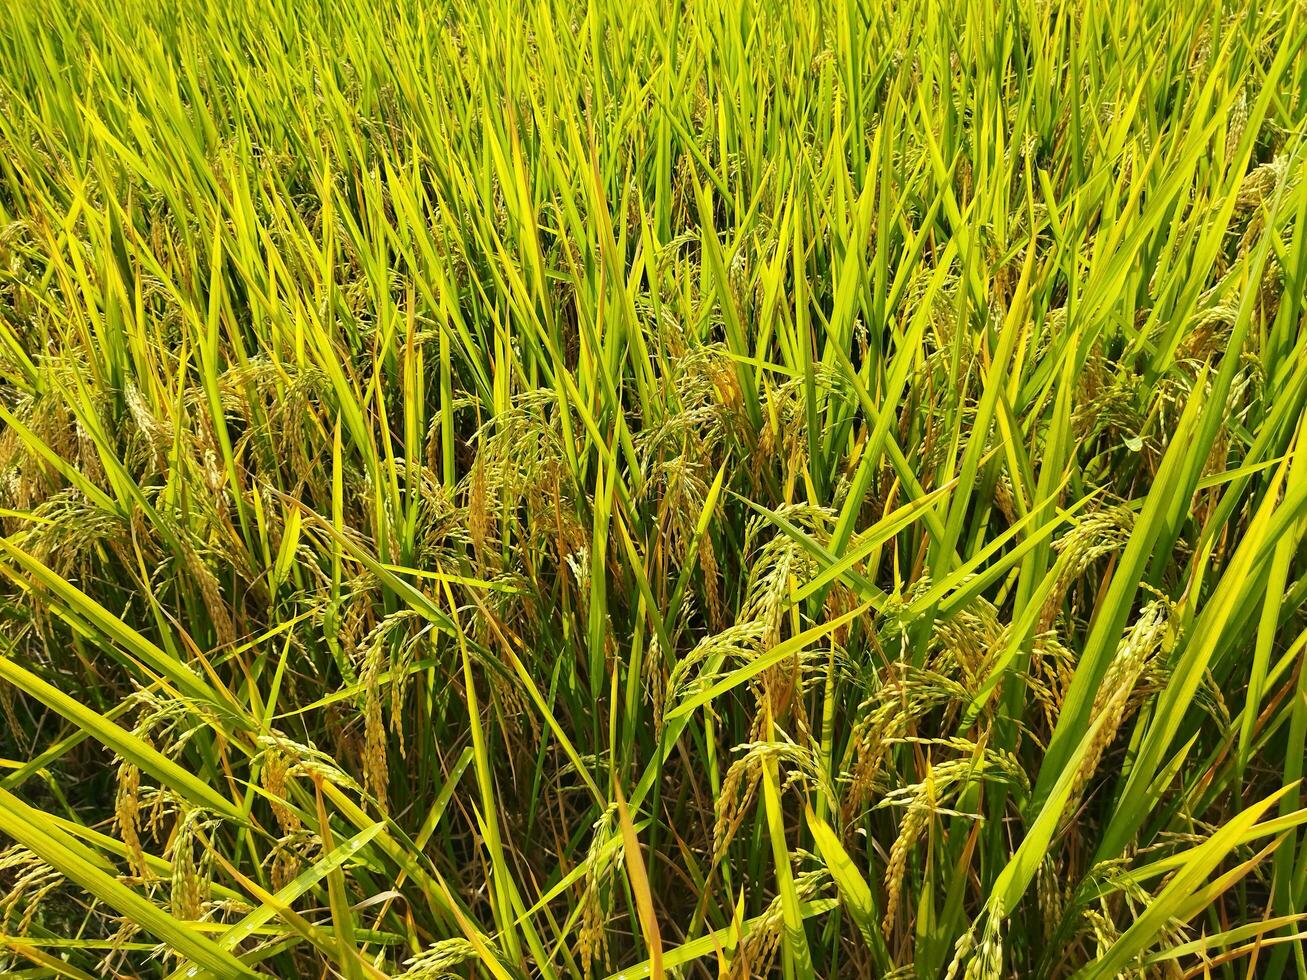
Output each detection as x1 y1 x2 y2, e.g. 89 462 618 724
1 0 1306 976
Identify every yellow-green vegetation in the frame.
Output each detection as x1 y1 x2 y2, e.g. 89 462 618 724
1 0 1306 976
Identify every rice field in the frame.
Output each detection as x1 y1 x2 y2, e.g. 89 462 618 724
0 0 1306 976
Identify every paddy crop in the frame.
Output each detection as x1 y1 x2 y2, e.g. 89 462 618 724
1 0 1306 976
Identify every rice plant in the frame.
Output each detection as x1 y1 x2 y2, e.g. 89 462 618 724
0 0 1305 976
